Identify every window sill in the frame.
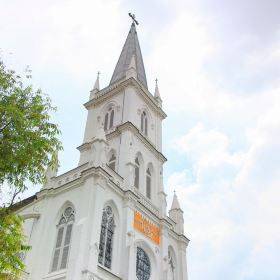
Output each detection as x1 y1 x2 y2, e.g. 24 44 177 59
43 269 66 279
97 264 122 280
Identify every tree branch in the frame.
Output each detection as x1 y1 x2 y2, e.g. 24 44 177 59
0 120 12 133
9 187 22 208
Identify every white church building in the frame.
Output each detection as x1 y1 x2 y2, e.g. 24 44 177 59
16 19 189 280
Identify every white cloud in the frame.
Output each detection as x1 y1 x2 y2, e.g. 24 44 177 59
168 94 280 278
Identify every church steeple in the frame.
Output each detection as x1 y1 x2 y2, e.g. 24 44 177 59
110 22 148 89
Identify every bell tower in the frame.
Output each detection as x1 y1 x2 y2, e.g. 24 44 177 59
78 19 167 215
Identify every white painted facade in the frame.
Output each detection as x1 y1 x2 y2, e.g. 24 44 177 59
17 22 189 280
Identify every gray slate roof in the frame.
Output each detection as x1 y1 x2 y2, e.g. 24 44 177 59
110 23 148 89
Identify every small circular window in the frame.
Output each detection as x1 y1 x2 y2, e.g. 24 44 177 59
136 247 151 280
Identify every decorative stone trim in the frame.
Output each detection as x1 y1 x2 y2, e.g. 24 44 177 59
84 78 167 120
107 121 167 163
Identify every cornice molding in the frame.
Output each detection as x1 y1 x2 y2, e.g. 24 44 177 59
21 212 40 220
107 121 167 164
84 78 167 120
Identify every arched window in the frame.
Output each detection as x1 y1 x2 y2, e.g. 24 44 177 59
108 152 117 171
136 247 151 280
98 206 115 269
146 168 151 199
141 111 148 136
104 107 115 131
134 157 140 189
51 207 75 272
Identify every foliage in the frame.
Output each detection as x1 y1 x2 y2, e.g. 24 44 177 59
0 208 30 279
0 60 62 206
0 59 62 278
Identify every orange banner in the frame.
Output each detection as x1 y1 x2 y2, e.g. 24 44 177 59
134 210 160 245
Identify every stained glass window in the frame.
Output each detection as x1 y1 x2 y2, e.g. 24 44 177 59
51 207 75 272
136 247 151 280
98 206 115 269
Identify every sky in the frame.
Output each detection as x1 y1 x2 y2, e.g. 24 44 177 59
1 0 280 279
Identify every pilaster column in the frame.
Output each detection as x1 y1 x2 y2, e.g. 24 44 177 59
123 190 138 280
161 221 170 280
179 238 189 280
127 233 136 280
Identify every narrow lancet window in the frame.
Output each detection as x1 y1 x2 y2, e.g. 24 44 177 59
51 207 75 272
146 168 151 199
134 157 140 189
141 111 148 136
98 206 115 269
104 107 115 131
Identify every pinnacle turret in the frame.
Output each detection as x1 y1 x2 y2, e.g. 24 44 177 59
154 79 161 99
171 191 181 210
90 72 100 99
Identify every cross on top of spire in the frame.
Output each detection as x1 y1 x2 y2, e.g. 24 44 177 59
128 12 139 25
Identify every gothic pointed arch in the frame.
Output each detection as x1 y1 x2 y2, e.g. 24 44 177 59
98 200 119 270
146 163 154 200
102 101 118 131
51 203 75 272
139 106 153 137
134 152 144 190
141 111 148 136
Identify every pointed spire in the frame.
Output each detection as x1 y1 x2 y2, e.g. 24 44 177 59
171 190 181 210
154 78 162 107
110 22 148 89
93 71 100 91
154 78 161 99
90 71 100 99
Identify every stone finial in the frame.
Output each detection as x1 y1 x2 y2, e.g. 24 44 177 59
90 71 100 99
171 190 181 210
169 190 184 234
154 78 162 107
43 153 59 189
154 78 161 98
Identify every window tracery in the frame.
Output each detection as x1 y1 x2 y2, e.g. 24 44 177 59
98 206 115 269
51 206 75 272
136 247 151 280
104 107 115 131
